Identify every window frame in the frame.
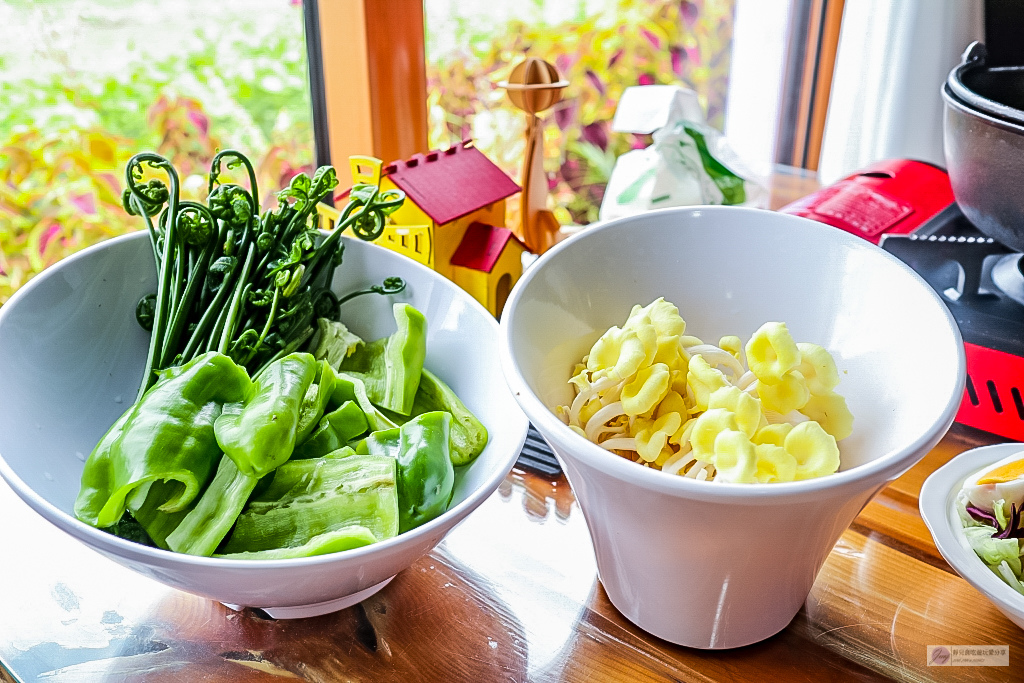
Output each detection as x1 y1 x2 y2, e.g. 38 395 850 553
305 0 429 186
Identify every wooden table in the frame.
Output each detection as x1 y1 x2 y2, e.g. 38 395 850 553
0 422 1019 682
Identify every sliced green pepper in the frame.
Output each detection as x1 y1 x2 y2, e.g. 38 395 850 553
385 368 488 466
75 352 251 528
217 525 378 560
220 453 398 554
357 411 454 533
126 480 190 549
332 371 397 432
164 455 259 556
293 400 369 460
214 352 318 477
296 360 336 444
340 303 426 416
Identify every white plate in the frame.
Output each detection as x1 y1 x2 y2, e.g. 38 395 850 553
920 442 1024 630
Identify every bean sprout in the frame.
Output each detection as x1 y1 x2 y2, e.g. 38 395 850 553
557 298 852 484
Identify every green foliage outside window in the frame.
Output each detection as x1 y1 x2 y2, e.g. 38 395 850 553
426 0 735 226
0 0 313 305
0 0 734 306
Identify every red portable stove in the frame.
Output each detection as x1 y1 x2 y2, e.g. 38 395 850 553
780 159 954 243
781 160 1024 442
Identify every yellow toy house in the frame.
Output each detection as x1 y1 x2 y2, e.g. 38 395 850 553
321 140 527 318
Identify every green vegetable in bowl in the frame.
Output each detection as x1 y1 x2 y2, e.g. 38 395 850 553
339 303 427 416
218 453 400 558
410 369 488 466
164 455 259 556
293 401 369 460
215 352 319 477
74 352 251 528
357 411 455 533
330 372 398 433
121 149 406 398
75 149 489 560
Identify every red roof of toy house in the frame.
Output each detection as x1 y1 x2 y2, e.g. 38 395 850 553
450 222 525 273
382 141 520 226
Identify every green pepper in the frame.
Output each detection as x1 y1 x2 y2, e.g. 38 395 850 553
296 360 336 444
339 303 426 415
75 352 251 528
357 411 454 533
126 480 190 548
214 352 318 477
219 453 398 554
164 455 259 556
217 525 379 560
293 400 369 460
331 371 397 432
386 368 488 466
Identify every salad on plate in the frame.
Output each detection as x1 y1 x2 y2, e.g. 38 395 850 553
957 452 1024 594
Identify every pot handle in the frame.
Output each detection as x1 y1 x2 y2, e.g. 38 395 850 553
960 41 987 66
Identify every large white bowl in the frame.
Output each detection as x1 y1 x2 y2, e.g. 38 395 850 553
920 443 1024 631
499 206 965 648
0 230 528 618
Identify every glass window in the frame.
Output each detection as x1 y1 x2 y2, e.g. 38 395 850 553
424 0 791 227
0 0 313 304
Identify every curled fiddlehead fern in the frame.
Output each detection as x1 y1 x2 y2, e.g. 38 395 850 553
125 152 180 400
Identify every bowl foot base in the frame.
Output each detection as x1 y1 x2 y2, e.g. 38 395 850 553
221 575 395 619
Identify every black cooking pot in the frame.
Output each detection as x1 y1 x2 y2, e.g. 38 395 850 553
943 42 1024 252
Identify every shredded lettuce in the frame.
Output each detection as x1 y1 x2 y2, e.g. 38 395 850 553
957 492 1024 591
962 526 1022 576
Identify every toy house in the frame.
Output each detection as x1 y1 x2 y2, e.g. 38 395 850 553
321 140 527 318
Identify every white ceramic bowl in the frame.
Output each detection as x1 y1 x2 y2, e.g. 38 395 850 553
0 231 528 618
921 443 1024 630
499 206 965 648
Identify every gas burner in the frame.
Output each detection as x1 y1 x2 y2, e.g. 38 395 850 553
881 203 1024 441
990 254 1024 306
880 232 1014 305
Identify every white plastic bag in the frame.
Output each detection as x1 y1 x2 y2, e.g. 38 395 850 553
599 86 767 222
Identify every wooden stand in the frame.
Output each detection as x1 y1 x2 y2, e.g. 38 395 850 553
499 57 567 255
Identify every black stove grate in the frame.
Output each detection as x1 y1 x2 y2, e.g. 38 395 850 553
880 205 1024 358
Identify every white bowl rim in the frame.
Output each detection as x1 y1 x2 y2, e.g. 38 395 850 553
920 442 1024 615
500 205 966 504
0 229 527 569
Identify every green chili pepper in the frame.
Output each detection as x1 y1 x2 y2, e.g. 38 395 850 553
214 352 318 477
357 411 454 533
339 303 426 416
296 360 336 444
164 455 259 556
331 372 397 432
396 368 488 466
75 352 251 528
216 526 379 560
219 453 398 555
125 480 190 549
293 400 369 460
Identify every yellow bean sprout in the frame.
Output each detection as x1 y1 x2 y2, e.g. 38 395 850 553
557 298 853 483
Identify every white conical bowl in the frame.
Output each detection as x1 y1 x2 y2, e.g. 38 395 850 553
499 205 965 648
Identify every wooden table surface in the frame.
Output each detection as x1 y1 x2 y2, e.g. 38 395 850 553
0 422 1020 682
